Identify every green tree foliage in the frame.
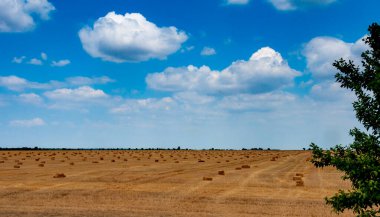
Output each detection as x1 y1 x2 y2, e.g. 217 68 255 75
310 23 380 217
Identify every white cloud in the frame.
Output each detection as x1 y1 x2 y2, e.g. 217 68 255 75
147 47 300 94
0 0 55 32
201 47 216 56
78 11 188 62
44 86 108 101
28 58 43 65
218 92 296 111
0 75 28 91
41 52 47 60
12 56 26 64
303 36 368 80
111 97 175 114
0 75 115 92
19 93 43 104
310 81 355 102
10 117 45 127
173 92 215 105
226 0 250 5
65 76 114 86
268 0 336 11
51 59 71 67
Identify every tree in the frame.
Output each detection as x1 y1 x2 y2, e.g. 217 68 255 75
310 23 380 217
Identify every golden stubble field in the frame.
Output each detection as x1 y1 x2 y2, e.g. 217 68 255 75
0 150 354 217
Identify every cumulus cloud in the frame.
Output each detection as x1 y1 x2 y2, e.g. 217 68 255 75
44 86 108 101
201 47 216 56
65 76 114 86
0 75 29 91
79 11 188 63
19 93 43 104
28 58 43 65
218 92 296 111
310 81 355 102
51 59 71 67
147 47 300 94
111 97 175 114
0 75 60 91
0 75 115 92
10 117 45 127
268 0 336 11
226 0 250 5
41 52 47 60
0 0 55 32
303 35 368 80
12 56 26 64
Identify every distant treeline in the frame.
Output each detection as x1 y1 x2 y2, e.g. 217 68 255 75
0 146 276 151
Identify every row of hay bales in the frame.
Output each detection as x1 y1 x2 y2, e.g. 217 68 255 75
203 164 251 181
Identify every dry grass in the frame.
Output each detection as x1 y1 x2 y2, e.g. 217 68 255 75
0 150 353 217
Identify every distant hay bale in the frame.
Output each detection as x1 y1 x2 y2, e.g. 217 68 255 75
14 165 20 168
198 160 205 163
293 176 302 181
92 161 99 163
296 173 304 177
0 161 4 163
218 170 225 175
216 161 221 163
175 161 179 163
35 158 40 161
203 177 213 181
53 173 66 178
242 165 250 169
235 167 242 170
296 180 304 186
270 157 276 161
38 163 44 167
155 159 159 162
70 162 74 165
225 160 230 162
111 159 115 162
17 162 23 165
124 159 128 161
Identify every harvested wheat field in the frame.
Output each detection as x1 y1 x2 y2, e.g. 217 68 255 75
0 150 353 217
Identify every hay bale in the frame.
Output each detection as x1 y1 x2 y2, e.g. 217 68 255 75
70 162 74 165
155 159 159 162
242 165 250 169
175 161 179 163
53 173 66 178
293 176 302 181
296 180 304 186
270 157 276 161
111 159 115 162
203 177 213 181
14 165 20 168
296 173 304 177
92 161 99 163
218 170 225 175
0 161 4 163
198 160 205 163
38 163 44 167
235 167 242 170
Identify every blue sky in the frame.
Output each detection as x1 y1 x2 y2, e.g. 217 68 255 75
0 0 379 149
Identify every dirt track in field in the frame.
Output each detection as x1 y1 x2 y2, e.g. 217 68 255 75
0 150 353 216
